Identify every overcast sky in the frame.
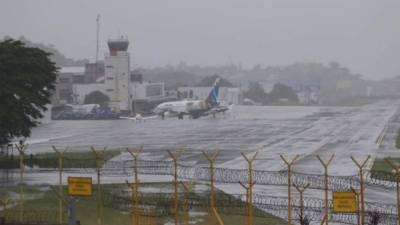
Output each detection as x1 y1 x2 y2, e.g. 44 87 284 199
1 0 400 80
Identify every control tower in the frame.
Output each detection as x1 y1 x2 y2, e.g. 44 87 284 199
107 37 129 56
104 36 131 112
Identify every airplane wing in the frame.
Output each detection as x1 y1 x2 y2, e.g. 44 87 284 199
120 116 137 120
120 115 158 121
142 115 159 120
199 105 232 117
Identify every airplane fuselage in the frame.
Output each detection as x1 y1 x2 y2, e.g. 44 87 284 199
153 77 227 119
154 99 211 118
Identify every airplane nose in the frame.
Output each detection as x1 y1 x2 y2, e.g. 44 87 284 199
153 107 161 114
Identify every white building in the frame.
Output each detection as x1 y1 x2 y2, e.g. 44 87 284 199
54 66 85 104
103 38 131 110
177 86 242 105
73 37 165 112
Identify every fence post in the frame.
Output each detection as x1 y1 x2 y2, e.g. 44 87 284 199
317 154 334 225
351 155 370 225
280 154 299 225
320 213 327 225
149 209 155 225
294 183 310 225
203 150 219 225
91 146 106 225
385 158 400 225
239 181 256 225
240 151 258 225
16 143 27 223
127 146 143 225
181 181 194 225
126 181 140 225
212 207 225 225
52 146 68 224
167 148 184 225
351 187 361 225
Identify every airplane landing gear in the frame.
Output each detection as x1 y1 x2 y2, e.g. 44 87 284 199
178 113 184 120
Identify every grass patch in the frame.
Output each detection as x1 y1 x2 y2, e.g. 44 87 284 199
370 157 400 182
371 157 400 173
0 149 121 169
395 129 400 149
1 183 286 225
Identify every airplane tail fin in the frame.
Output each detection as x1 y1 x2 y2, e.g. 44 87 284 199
206 78 220 106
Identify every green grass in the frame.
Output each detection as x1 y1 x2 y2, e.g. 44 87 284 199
0 149 121 169
1 183 286 225
371 157 400 173
198 213 285 225
370 157 400 182
395 129 400 149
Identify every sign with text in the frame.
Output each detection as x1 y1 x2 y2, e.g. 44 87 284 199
68 177 92 196
333 192 357 213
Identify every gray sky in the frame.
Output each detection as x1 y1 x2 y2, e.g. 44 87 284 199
1 0 400 80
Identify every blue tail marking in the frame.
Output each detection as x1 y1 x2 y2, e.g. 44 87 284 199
206 78 220 107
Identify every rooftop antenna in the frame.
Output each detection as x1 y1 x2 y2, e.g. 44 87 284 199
95 14 100 64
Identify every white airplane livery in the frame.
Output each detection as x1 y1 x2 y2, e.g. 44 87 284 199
154 78 230 119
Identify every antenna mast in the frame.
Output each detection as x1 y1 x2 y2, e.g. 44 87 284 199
96 14 100 63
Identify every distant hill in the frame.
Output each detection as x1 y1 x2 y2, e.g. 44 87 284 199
2 36 89 66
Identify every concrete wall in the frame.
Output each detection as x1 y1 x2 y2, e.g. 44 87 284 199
73 83 106 104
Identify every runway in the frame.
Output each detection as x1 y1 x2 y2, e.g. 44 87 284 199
21 101 400 224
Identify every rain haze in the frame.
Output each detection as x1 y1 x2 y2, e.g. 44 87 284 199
3 1 400 225
1 0 400 79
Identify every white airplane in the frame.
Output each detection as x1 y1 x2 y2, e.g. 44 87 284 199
154 78 230 119
120 113 157 122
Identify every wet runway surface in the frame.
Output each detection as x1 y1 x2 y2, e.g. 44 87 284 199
27 105 321 153
27 102 400 175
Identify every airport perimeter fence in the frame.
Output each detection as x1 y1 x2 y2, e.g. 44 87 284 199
2 157 395 191
2 153 400 224
2 154 400 191
0 184 397 225
100 190 398 225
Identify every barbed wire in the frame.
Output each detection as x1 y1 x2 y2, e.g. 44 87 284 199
0 209 61 224
101 191 398 225
1 158 399 192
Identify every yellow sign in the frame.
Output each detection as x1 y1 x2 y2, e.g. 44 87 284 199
68 177 92 196
333 192 357 213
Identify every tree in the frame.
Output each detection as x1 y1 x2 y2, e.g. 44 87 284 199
196 74 235 87
269 83 299 102
84 91 110 106
0 39 57 145
244 82 268 104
